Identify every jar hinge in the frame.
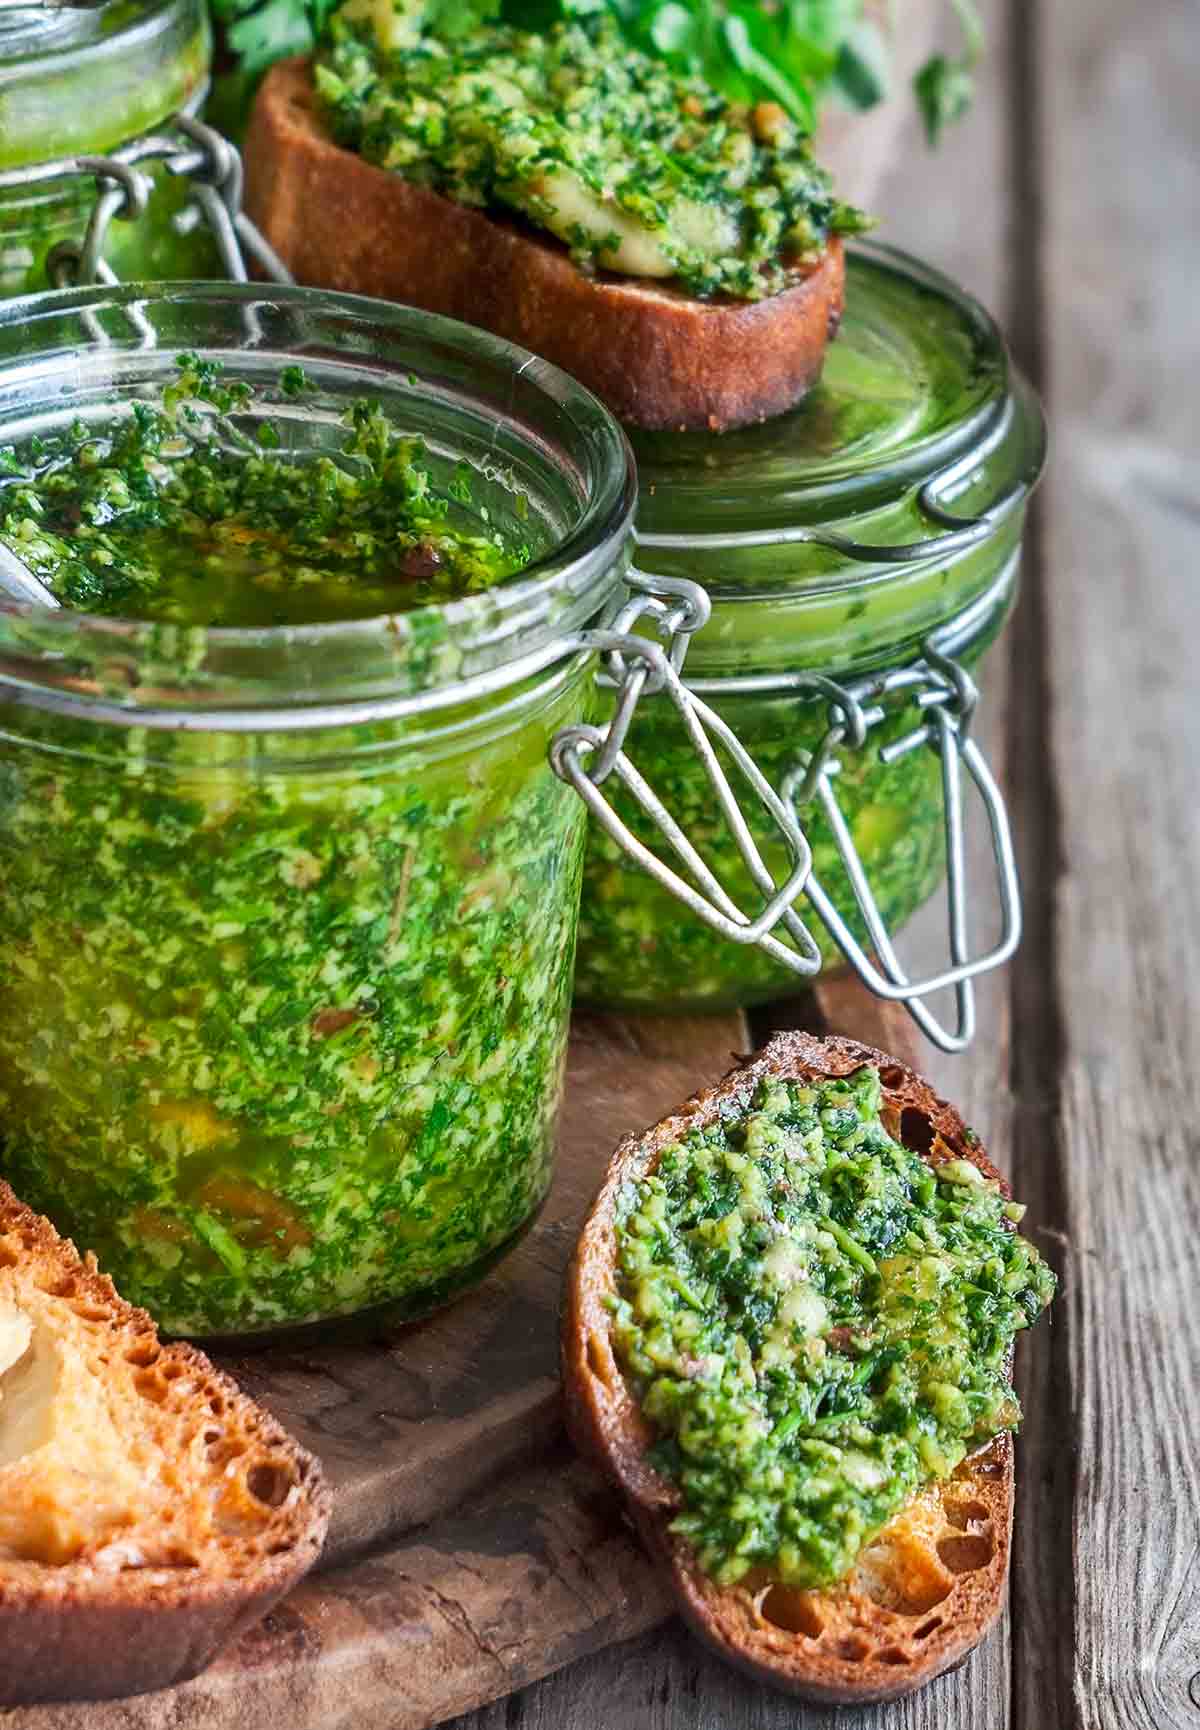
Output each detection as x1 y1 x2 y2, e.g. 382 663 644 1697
777 647 1021 1051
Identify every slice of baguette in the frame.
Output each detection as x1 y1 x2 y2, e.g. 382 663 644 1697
563 1031 1018 1705
0 1180 330 1705
243 57 846 433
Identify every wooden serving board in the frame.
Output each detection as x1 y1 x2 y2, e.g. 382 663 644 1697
6 991 929 1730
226 1009 755 1568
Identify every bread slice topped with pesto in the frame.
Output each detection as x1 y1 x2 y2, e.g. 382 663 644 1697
244 0 865 431
0 1181 330 1705
563 1032 1055 1703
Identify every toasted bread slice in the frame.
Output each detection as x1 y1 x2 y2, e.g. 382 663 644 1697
0 1181 330 1705
563 1032 1019 1705
243 57 846 433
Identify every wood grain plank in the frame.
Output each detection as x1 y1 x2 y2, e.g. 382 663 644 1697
1012 0 1200 1724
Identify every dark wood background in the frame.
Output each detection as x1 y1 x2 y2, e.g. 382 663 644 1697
451 0 1200 1725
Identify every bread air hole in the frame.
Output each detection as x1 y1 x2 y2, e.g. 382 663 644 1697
899 1109 935 1156
878 1067 905 1090
876 1646 912 1666
834 1635 871 1663
944 1499 990 1530
937 1532 995 1575
0 1243 18 1268
246 1461 294 1508
913 1617 943 1641
125 1340 160 1368
757 1585 825 1639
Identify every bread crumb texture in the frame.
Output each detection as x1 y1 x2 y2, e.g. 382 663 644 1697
0 1182 322 1580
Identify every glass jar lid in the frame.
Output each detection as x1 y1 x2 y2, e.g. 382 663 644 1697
0 0 210 170
631 241 1044 566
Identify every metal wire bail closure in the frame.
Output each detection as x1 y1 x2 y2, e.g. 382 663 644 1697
550 573 823 977
550 572 1021 1054
0 114 295 291
778 649 1021 1052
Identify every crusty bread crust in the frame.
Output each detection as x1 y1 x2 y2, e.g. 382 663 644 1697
0 1182 330 1706
244 58 846 432
563 1031 1017 1704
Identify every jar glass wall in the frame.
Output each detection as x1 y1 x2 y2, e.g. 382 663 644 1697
0 285 634 1338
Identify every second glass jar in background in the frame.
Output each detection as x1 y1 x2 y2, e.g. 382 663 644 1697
573 244 1046 1012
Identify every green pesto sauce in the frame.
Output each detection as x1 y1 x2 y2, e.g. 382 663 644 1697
611 1066 1055 1589
0 358 523 627
0 171 219 300
0 670 589 1337
0 0 213 295
315 2 866 302
0 356 584 1339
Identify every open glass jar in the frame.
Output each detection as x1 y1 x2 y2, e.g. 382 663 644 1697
0 0 214 295
570 244 1046 1038
0 283 633 1339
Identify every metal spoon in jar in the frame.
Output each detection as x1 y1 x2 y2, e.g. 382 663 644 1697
0 540 60 608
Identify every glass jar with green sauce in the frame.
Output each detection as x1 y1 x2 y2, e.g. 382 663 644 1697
0 283 633 1339
572 244 1046 1030
0 0 214 295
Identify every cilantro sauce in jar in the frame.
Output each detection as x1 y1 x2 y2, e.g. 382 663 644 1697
574 245 1046 1014
0 284 633 1338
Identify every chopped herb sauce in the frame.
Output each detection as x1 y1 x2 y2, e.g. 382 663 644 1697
315 1 867 302
0 354 586 1338
0 357 523 627
0 670 590 1337
610 1066 1055 1588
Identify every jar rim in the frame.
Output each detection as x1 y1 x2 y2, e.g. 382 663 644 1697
631 243 1047 572
0 282 636 728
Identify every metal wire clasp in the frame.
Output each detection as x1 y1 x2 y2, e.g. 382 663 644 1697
15 116 294 292
779 647 1020 1052
550 573 823 975
551 567 1020 1053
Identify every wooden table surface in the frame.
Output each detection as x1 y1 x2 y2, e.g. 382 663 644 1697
452 0 1200 1725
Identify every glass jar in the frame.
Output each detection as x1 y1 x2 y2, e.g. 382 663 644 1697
0 283 633 1339
572 243 1045 1019
0 0 214 295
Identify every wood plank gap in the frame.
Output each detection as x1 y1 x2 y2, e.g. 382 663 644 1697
1003 4 1079 1725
